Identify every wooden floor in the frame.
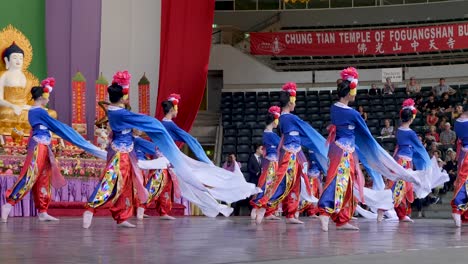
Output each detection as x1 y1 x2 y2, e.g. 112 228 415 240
1 216 468 264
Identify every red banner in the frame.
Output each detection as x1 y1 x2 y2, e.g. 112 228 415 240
250 22 468 56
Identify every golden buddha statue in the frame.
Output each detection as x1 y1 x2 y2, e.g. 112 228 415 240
0 25 56 135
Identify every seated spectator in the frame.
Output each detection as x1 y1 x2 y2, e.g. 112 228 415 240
438 92 453 114
369 83 380 96
425 126 440 143
382 77 395 95
418 134 428 149
426 109 439 127
431 148 442 160
439 122 456 151
443 148 457 191
406 76 421 95
380 119 394 137
432 78 456 97
336 78 342 85
414 95 424 113
438 116 448 132
222 153 241 172
358 105 368 121
422 94 439 113
452 104 464 120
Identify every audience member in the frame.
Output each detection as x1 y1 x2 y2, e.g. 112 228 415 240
380 119 394 137
422 94 438 113
426 109 439 127
439 122 456 151
452 104 464 120
247 144 263 186
382 77 395 95
425 126 440 143
222 153 241 172
369 83 380 96
432 78 456 97
358 105 368 121
414 95 424 113
443 148 457 191
438 92 453 114
438 116 448 132
406 76 421 95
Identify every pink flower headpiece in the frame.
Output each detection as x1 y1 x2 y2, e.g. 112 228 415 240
268 106 281 119
41 77 55 98
282 82 297 97
112 70 131 95
340 67 359 95
401 98 417 119
167 93 181 105
167 93 181 111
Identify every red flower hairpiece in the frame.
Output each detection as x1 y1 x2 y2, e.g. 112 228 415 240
282 82 297 97
268 106 281 119
401 98 417 118
167 93 181 105
41 77 56 94
112 70 131 89
340 67 359 90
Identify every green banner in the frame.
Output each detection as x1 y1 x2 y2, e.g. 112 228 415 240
0 0 46 79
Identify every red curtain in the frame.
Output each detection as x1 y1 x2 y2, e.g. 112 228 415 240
156 0 215 132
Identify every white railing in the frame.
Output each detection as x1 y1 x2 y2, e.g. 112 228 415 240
216 0 460 11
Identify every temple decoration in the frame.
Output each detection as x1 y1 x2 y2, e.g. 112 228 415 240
72 71 87 136
95 72 108 121
138 73 150 115
0 25 56 136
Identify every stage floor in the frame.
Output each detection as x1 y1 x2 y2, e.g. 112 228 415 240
1 217 468 264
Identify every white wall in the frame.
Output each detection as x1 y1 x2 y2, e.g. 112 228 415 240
100 0 161 115
209 44 312 89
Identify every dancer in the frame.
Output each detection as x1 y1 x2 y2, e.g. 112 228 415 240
376 99 430 223
269 82 329 224
250 106 283 224
83 70 258 228
297 150 323 218
318 68 430 232
451 103 468 227
1 78 106 223
160 94 212 163
134 135 176 221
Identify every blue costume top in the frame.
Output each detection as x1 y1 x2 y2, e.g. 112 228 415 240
308 150 321 177
279 113 302 151
161 118 211 163
28 106 106 160
278 112 328 173
133 136 157 161
29 108 52 144
331 103 358 151
455 118 468 148
263 131 280 161
395 128 419 160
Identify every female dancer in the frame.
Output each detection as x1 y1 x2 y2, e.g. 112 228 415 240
451 103 468 227
133 132 174 220
83 71 259 228
274 83 329 224
377 99 432 223
297 150 322 218
250 106 283 224
318 67 430 232
1 78 106 222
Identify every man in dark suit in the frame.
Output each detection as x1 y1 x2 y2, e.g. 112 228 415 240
247 144 263 186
